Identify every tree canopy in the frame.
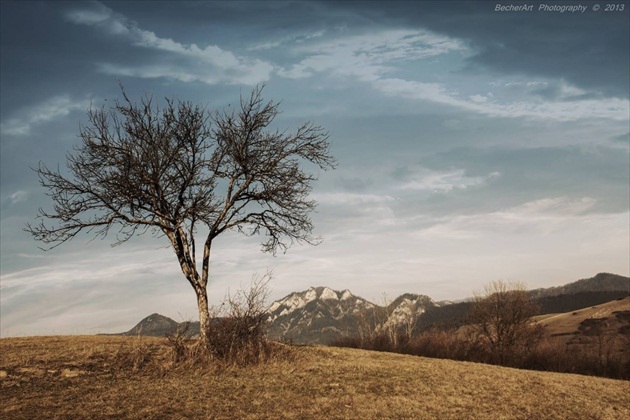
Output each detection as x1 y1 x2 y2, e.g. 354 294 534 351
26 85 336 346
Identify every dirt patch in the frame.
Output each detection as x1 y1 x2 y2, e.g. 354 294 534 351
16 367 46 377
60 369 87 378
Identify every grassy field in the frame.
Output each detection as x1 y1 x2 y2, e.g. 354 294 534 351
1 335 628 419
535 296 630 340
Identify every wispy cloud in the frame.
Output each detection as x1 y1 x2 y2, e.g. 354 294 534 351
65 2 273 85
416 196 602 239
278 29 465 80
397 169 500 192
372 78 630 122
0 96 87 136
278 29 629 122
9 191 28 205
312 192 396 206
249 30 326 51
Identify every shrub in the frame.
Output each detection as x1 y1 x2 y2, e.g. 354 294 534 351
470 280 544 366
212 276 270 365
171 274 274 367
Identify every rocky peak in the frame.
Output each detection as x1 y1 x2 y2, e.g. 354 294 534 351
268 286 360 321
123 313 179 337
384 294 436 329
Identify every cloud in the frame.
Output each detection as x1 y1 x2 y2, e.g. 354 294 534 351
397 169 500 192
0 235 284 336
277 27 629 122
0 96 87 136
249 30 326 51
509 197 598 217
324 2 629 97
416 196 601 239
64 2 273 85
278 29 465 80
0 248 189 336
372 78 629 122
9 191 28 205
313 192 395 206
64 2 113 26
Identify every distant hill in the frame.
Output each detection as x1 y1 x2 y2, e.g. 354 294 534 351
119 272 629 343
415 273 629 334
535 295 630 345
121 313 199 338
535 291 629 314
530 273 630 298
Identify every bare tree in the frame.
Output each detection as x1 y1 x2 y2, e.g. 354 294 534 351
25 85 335 348
470 280 544 364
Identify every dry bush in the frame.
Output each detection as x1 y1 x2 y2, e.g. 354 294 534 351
470 280 544 366
206 275 272 366
110 337 163 374
520 338 629 379
341 294 419 352
165 321 192 363
353 300 389 348
401 329 476 362
329 335 363 349
163 273 281 368
331 286 629 380
163 321 213 370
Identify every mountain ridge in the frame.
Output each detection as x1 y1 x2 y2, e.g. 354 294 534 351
117 272 629 343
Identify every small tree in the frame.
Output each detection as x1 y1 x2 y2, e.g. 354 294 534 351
470 280 543 365
25 85 335 348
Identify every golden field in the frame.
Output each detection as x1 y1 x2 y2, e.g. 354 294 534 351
1 335 628 419
535 296 630 341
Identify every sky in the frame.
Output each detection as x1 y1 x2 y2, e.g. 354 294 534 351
1 0 628 337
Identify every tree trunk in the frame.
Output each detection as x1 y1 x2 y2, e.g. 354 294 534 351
195 287 211 348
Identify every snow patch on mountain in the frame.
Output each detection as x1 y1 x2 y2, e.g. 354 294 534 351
268 286 370 324
320 287 339 301
269 287 319 314
305 287 318 302
383 294 434 330
340 289 353 300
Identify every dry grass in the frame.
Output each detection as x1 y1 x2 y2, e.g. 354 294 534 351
1 335 628 419
534 296 630 339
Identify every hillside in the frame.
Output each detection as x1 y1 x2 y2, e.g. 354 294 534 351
1 335 628 419
120 313 200 338
121 313 182 337
415 273 629 334
530 273 630 298
535 295 630 344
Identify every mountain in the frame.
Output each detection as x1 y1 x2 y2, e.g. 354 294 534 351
267 286 377 344
266 287 440 344
116 287 438 344
118 272 629 343
121 313 182 337
384 293 436 330
415 273 630 333
530 273 630 298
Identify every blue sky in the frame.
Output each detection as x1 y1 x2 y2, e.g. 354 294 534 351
1 1 628 336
